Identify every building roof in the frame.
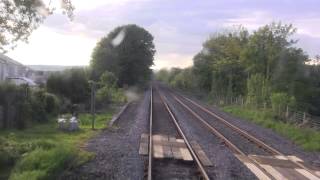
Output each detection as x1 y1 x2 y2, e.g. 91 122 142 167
0 53 24 66
7 77 37 86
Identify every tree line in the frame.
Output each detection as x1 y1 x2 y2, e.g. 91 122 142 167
156 23 320 116
1 24 155 129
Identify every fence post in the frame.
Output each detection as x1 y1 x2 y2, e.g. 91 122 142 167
303 112 307 124
286 106 289 119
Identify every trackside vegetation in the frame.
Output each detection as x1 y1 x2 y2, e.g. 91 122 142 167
223 106 320 151
156 22 320 152
1 24 155 179
0 112 113 180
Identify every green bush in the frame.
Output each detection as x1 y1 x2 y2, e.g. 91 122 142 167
10 146 75 180
96 71 126 108
270 92 295 113
46 68 90 105
44 93 60 115
223 105 320 151
0 83 61 129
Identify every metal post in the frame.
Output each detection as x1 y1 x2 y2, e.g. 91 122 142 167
90 82 96 130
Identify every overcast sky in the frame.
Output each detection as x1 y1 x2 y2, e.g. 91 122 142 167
7 0 320 69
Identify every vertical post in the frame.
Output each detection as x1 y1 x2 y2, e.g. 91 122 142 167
286 106 289 119
303 112 306 124
90 82 96 130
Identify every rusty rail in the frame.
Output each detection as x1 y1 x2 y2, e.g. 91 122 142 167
157 89 210 180
169 90 320 179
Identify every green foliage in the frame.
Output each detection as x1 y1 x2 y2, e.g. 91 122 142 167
246 74 271 107
10 146 74 180
194 27 249 96
240 22 297 79
47 68 90 105
155 69 170 82
0 0 74 53
169 68 197 90
0 111 114 179
78 112 113 129
95 71 126 107
99 71 117 88
270 92 295 112
0 83 60 129
223 106 320 151
91 24 155 87
161 22 320 115
44 93 60 115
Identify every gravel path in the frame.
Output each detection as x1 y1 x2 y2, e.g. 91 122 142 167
60 90 150 180
161 87 257 180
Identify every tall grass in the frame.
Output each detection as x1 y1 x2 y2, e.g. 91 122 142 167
223 106 320 151
0 111 113 180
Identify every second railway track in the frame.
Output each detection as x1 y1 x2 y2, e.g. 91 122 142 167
160 85 320 180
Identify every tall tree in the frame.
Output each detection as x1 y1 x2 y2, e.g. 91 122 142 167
91 24 155 87
193 27 249 97
240 22 296 80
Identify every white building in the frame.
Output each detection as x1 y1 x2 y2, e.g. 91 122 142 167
0 53 28 82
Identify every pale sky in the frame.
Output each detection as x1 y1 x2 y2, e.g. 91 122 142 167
7 0 320 70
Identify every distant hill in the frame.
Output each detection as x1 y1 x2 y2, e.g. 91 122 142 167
27 65 86 72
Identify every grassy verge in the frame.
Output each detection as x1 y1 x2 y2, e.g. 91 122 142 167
222 105 320 151
0 111 114 180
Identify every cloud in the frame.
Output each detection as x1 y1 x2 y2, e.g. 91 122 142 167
6 0 320 68
7 26 96 65
153 53 193 70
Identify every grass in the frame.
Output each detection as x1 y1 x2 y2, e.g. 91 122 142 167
222 105 320 152
0 111 114 180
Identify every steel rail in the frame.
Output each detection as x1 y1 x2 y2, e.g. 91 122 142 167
147 86 153 180
156 89 210 180
169 92 275 180
171 91 320 179
182 95 281 155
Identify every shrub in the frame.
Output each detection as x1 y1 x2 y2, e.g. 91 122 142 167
46 68 90 105
270 92 296 113
44 93 60 115
0 83 61 129
10 146 75 180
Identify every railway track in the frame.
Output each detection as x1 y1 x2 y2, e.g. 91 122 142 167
161 87 320 180
146 86 210 180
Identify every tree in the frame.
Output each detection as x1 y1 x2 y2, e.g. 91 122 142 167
96 71 126 107
91 24 156 87
193 27 249 97
0 0 74 53
240 22 296 80
46 68 90 104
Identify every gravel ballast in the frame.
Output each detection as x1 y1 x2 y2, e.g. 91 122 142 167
161 87 257 180
152 88 199 180
171 86 320 168
60 90 150 180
